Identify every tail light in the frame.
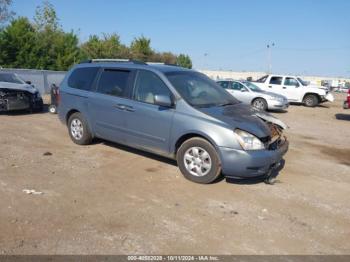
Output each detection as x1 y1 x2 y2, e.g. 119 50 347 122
56 88 60 105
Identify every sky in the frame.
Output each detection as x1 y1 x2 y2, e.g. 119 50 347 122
12 0 350 77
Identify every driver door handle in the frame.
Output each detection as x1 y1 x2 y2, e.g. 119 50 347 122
268 85 272 88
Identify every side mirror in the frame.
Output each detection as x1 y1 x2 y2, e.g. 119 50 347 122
154 94 173 107
241 88 248 92
25 80 32 85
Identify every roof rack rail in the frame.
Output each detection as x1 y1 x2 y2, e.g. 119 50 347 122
146 62 181 67
79 59 147 65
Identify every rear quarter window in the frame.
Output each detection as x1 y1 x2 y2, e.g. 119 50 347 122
269 76 283 85
67 67 99 91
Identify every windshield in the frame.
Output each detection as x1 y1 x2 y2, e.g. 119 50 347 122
0 73 25 84
242 81 262 92
166 71 239 108
297 77 308 86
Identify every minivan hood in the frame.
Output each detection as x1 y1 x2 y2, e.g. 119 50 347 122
0 81 38 94
197 103 287 138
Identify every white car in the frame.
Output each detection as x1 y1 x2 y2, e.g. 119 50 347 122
253 74 334 107
217 80 289 111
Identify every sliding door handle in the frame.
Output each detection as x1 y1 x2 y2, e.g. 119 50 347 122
114 104 126 110
114 104 135 112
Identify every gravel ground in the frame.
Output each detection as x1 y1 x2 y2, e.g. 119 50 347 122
0 93 349 255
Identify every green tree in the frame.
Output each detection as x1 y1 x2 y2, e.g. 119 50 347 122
130 36 153 61
0 17 38 68
32 0 81 70
0 0 15 26
80 33 129 59
176 54 192 69
33 0 59 31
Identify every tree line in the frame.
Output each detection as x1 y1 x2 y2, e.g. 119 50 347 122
0 1 192 71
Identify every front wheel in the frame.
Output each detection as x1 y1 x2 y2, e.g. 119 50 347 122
176 137 222 184
252 98 268 111
303 94 319 107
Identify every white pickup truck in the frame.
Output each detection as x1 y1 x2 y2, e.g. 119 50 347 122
253 74 334 107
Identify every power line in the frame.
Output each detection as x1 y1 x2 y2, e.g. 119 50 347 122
275 46 350 51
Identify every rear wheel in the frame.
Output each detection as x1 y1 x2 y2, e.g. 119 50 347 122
252 98 268 111
68 112 93 145
303 94 319 107
177 137 221 184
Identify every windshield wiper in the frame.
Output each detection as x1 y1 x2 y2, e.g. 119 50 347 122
217 102 238 107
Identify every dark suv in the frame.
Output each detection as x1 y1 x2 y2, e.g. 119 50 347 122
58 59 288 184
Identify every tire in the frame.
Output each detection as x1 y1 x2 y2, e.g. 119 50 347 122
252 98 268 111
303 94 318 107
49 105 57 114
176 137 221 184
67 112 93 145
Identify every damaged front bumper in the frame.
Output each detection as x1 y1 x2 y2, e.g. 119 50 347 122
0 89 43 112
321 93 335 103
218 137 289 179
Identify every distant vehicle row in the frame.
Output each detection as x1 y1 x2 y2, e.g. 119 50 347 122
253 74 334 107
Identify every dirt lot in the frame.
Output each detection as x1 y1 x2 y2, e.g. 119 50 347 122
0 93 349 255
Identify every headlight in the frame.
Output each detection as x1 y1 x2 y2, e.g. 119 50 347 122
270 96 283 102
234 129 265 150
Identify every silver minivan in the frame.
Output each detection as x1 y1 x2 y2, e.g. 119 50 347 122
217 80 289 111
58 60 288 184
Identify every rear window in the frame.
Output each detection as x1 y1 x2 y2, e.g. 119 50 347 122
217 81 229 89
96 69 130 97
68 67 99 91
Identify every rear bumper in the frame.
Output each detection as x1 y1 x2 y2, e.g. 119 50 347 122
218 139 289 179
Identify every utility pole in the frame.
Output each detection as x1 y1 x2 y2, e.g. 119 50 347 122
267 43 275 73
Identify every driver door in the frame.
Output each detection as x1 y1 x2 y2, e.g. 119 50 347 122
283 77 303 102
229 81 252 104
123 70 175 155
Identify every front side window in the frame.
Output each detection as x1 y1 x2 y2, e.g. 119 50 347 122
68 67 99 91
284 77 299 87
269 76 283 85
133 70 172 104
166 71 239 108
97 69 130 97
231 82 244 90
